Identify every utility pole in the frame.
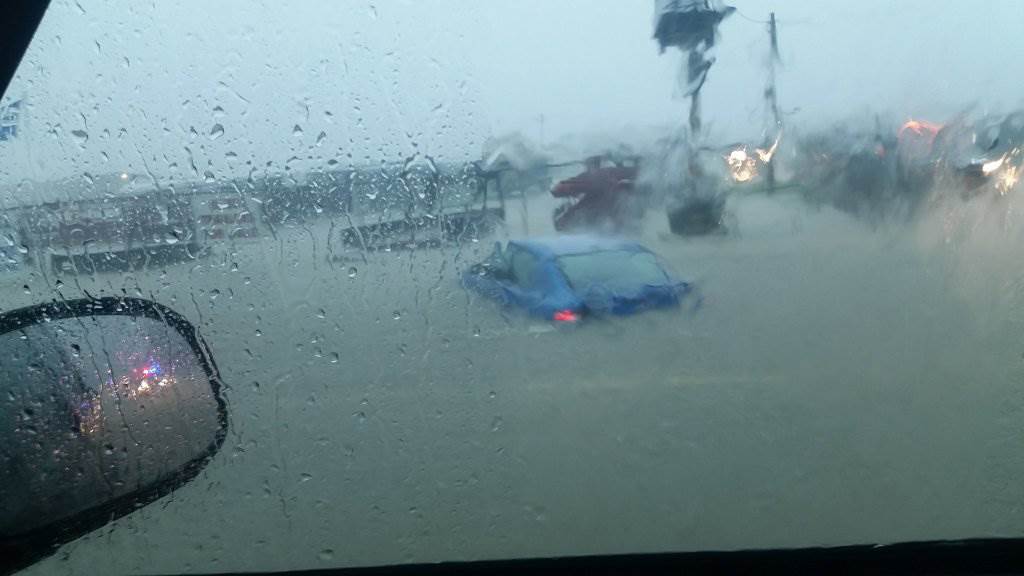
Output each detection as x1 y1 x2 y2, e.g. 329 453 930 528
686 50 707 199
763 12 781 194
687 51 705 136
653 1 735 236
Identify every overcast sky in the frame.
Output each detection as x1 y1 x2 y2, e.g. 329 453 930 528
1 0 1023 192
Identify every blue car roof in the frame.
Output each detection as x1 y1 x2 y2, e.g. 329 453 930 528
509 235 650 259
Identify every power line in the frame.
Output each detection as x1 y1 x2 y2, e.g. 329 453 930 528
733 7 770 24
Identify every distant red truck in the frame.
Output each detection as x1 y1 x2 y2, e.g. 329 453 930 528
551 155 644 232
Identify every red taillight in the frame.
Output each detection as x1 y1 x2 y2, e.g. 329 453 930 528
553 309 579 323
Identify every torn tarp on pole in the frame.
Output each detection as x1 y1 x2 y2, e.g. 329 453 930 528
653 0 735 53
654 0 735 235
653 0 735 130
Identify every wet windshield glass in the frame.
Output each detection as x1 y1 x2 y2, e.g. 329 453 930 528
3 0 1024 574
557 250 668 293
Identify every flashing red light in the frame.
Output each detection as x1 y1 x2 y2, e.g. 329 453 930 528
553 309 580 323
898 119 942 142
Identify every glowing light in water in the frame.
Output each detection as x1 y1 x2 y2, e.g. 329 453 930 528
997 164 1019 195
725 134 780 183
726 148 757 182
982 155 1006 176
985 148 1021 195
756 134 781 163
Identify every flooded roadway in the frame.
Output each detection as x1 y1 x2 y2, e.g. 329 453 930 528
14 191 1024 574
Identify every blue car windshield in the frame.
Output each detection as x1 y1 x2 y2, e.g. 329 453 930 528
556 250 668 294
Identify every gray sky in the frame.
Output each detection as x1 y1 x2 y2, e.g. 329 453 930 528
1 0 1023 193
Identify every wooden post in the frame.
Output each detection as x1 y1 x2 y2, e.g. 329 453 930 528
764 12 780 194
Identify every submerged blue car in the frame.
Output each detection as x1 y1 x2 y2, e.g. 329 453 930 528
462 235 692 323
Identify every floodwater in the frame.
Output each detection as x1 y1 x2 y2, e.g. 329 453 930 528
13 190 1024 574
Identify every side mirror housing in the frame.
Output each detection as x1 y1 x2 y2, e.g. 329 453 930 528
0 297 227 573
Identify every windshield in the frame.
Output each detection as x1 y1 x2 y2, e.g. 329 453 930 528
558 250 669 294
4 0 1024 574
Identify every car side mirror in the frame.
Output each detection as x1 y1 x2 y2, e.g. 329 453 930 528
0 297 227 574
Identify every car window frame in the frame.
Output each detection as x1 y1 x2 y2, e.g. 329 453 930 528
555 249 669 292
507 244 538 288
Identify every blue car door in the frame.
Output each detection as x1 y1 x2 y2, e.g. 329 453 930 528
503 246 544 313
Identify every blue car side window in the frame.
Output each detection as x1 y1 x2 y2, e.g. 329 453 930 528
509 247 537 288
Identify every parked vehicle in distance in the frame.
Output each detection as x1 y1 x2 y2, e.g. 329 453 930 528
551 155 645 234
